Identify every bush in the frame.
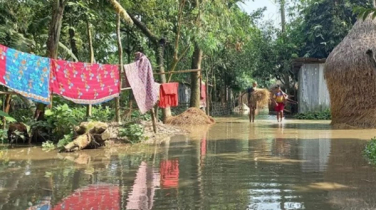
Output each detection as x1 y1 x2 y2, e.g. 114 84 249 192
294 109 331 120
29 104 114 144
130 110 152 121
0 129 7 144
119 123 145 144
57 133 74 148
42 140 55 151
42 104 83 142
364 138 376 164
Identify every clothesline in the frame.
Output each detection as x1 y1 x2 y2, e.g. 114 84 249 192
153 69 201 75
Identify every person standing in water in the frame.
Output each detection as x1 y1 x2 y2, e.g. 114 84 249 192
247 82 258 123
273 85 288 122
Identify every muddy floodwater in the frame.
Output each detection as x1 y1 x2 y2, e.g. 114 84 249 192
2 116 376 210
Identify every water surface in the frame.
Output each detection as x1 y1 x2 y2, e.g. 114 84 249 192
1 116 376 210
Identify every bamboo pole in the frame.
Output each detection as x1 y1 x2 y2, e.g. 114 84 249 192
115 14 123 123
0 91 18 95
205 75 209 115
153 69 201 75
150 108 157 134
86 19 94 118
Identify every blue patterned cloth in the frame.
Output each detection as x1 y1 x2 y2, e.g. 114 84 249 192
5 48 50 104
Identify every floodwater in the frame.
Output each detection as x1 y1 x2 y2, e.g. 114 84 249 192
1 116 376 210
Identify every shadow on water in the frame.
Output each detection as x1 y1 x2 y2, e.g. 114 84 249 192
1 118 376 209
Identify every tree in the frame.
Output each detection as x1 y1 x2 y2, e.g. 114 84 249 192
294 0 372 58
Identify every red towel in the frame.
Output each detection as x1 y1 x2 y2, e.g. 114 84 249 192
50 59 120 104
200 83 206 107
158 83 179 108
160 159 179 189
200 83 206 100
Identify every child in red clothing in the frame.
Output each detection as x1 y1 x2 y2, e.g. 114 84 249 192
273 85 288 122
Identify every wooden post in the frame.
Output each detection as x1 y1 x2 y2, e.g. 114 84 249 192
86 19 94 118
115 14 123 123
150 108 157 134
2 94 11 129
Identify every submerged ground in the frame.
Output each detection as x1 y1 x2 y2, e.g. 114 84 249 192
1 115 376 210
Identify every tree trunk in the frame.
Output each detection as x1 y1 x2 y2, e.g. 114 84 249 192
157 45 172 122
374 0 376 8
35 0 66 121
190 44 203 108
86 19 94 117
115 14 122 123
280 0 286 33
46 0 66 59
68 27 79 59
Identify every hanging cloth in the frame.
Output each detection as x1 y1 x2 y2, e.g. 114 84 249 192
50 59 120 104
124 52 158 114
158 82 179 108
0 45 51 104
0 45 6 75
200 81 206 108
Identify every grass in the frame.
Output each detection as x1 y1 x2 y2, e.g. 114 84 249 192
294 109 331 120
364 138 376 165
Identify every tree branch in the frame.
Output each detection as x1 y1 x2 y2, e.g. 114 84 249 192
178 44 191 61
129 14 158 44
107 0 133 25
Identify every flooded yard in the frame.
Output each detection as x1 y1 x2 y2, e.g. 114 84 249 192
1 116 376 210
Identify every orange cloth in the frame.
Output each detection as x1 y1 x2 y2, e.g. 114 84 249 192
158 83 179 108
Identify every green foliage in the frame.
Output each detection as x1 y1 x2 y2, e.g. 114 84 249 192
11 109 34 125
0 110 16 124
89 106 113 121
42 140 55 151
130 110 151 121
43 104 81 141
30 104 112 143
292 0 372 59
119 123 145 144
354 5 376 21
364 138 376 164
295 109 331 120
0 129 7 144
57 133 73 148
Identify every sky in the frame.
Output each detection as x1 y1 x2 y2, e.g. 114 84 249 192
238 0 280 26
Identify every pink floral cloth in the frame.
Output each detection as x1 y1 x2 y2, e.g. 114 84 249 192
124 53 159 114
50 59 120 104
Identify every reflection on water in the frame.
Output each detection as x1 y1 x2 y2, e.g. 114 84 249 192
1 117 376 210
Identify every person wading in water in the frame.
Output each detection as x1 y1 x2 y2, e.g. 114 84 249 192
247 82 258 123
273 85 288 122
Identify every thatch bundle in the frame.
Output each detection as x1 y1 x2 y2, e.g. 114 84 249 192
241 88 270 108
325 16 376 128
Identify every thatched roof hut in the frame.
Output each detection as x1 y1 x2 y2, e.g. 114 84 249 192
325 16 376 128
